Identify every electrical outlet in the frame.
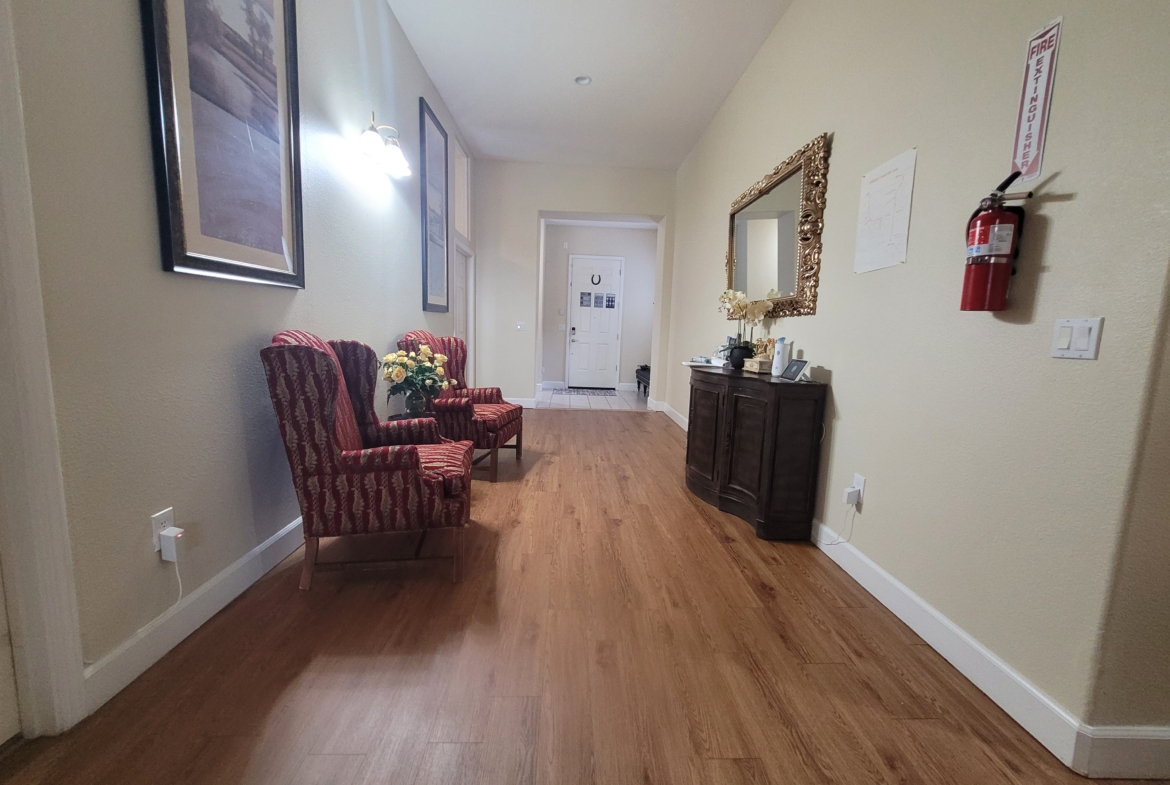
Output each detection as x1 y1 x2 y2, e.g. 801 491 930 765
151 507 174 552
516 322 526 331
853 474 866 503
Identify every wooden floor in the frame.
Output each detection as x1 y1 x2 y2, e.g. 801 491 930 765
0 410 1156 784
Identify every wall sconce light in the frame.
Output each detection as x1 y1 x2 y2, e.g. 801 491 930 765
360 112 411 178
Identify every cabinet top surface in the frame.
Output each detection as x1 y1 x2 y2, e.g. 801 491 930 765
690 365 827 387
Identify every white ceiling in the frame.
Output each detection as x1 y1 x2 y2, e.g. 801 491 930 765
386 0 793 170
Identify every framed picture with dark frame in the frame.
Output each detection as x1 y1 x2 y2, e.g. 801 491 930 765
140 0 305 288
420 97 449 312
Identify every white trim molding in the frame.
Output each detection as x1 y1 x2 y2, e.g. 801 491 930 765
1072 725 1170 780
0 0 88 735
540 381 566 390
544 218 659 230
616 382 637 392
506 397 536 409
813 523 1170 779
658 400 688 431
82 519 303 713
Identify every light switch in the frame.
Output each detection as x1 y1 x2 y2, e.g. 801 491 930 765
1051 318 1104 360
558 323 565 332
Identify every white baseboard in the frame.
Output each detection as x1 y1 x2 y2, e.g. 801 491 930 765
82 518 303 714
617 383 637 392
658 400 688 431
1073 726 1170 779
507 397 537 409
813 523 1170 779
540 381 566 390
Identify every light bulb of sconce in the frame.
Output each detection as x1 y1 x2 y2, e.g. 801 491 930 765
383 139 411 179
360 127 387 162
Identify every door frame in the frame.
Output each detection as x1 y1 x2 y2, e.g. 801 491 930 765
565 254 624 389
453 232 475 386
0 0 88 735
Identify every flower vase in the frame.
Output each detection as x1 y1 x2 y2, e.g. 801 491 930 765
728 346 753 370
404 389 428 417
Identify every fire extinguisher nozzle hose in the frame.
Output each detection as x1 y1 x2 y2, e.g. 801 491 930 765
994 171 1023 194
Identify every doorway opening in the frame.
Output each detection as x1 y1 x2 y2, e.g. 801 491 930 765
535 214 662 412
451 235 476 386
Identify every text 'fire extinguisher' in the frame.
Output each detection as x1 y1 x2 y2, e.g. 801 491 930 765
961 171 1033 311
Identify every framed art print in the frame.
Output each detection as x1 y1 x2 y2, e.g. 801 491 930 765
140 0 305 287
420 97 449 312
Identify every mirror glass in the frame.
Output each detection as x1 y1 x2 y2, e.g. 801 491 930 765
731 167 801 302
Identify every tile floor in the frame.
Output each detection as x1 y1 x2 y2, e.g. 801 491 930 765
534 387 650 410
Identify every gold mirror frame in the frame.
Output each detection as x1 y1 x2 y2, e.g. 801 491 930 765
726 133 831 319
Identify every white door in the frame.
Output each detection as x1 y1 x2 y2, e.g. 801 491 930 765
568 255 623 389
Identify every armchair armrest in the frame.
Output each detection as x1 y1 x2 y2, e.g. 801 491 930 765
338 445 420 474
366 417 440 446
466 387 505 404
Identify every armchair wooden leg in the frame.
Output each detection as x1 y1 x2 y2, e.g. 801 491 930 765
515 425 523 460
452 526 464 583
490 447 499 483
299 536 319 591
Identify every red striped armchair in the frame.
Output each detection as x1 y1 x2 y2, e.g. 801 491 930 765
399 330 523 482
261 330 474 588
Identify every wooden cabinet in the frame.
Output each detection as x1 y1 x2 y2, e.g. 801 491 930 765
685 367 827 540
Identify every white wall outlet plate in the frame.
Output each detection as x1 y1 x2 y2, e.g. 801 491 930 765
1051 317 1104 359
151 507 174 552
516 322 526 331
853 474 866 503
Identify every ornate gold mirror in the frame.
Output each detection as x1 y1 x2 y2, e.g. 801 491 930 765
726 133 830 318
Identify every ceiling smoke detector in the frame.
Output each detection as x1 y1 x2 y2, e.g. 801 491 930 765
575 75 592 86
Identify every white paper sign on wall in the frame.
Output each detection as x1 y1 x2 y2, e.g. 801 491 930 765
853 148 917 274
1011 18 1062 183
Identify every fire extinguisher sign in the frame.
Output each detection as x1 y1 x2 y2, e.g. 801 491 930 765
1011 18 1062 183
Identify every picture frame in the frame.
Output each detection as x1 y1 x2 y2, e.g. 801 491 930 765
420 97 449 312
140 0 305 288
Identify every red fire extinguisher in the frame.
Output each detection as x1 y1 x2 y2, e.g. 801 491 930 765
961 172 1032 311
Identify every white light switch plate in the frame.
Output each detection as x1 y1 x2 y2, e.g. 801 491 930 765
1051 317 1103 360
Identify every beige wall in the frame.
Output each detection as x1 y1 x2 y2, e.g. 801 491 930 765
666 0 1170 720
472 160 674 400
10 0 462 662
1088 277 1170 726
542 225 657 386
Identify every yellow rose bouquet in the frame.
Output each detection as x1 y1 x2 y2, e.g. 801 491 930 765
381 345 454 416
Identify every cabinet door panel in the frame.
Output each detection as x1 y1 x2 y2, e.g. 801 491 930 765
723 391 769 504
686 382 723 485
769 397 822 520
